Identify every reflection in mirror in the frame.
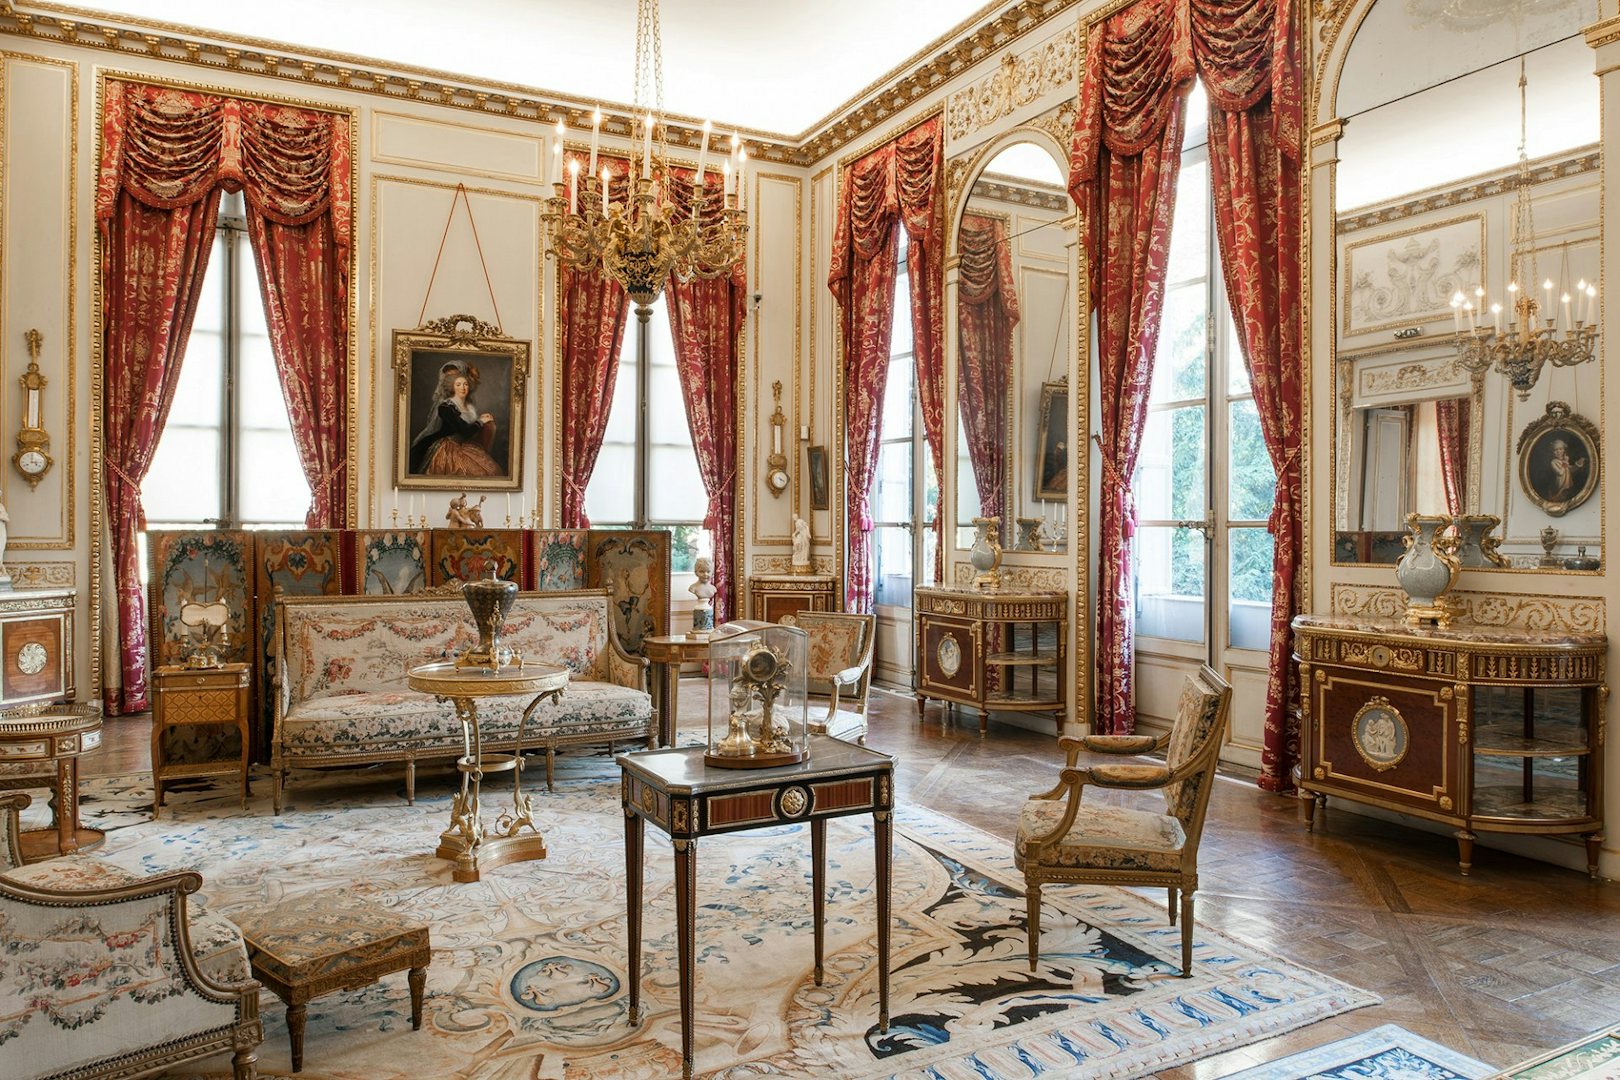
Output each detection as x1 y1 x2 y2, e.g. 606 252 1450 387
953 139 1074 553
1332 1 1600 570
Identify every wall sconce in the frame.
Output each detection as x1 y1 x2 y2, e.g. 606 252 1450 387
765 380 789 497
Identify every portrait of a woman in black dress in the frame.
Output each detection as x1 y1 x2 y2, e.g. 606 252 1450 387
408 362 503 478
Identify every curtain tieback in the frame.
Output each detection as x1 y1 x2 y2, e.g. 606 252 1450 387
315 460 347 490
106 460 141 490
1268 447 1302 534
1092 435 1131 492
859 513 874 532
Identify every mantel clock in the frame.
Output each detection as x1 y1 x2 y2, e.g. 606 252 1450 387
12 329 53 488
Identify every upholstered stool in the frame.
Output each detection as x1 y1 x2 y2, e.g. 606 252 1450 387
231 892 431 1073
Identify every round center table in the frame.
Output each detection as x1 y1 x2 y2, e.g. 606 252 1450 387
0 703 103 862
405 660 569 883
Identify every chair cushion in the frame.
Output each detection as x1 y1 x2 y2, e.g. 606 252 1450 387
2 854 252 986
231 892 428 988
811 708 866 743
281 681 651 754
1014 798 1186 873
1165 678 1225 822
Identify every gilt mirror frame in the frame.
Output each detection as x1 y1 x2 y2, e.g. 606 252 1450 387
1311 0 1606 580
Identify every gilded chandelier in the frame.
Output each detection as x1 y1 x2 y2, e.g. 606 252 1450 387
1451 60 1597 401
541 0 747 308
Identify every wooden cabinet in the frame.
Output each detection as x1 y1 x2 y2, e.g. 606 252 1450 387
915 585 1067 734
748 573 835 623
151 663 252 817
1293 615 1605 877
0 587 74 709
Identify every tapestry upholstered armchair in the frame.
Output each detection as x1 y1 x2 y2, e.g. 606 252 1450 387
780 611 876 744
1014 665 1232 977
0 792 263 1079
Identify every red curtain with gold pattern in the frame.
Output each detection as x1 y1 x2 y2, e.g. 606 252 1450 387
827 116 945 612
1069 0 1193 734
1196 0 1304 791
664 168 745 622
1436 398 1468 517
956 213 1021 524
96 80 351 714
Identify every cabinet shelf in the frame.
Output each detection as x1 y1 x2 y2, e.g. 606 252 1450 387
1473 723 1590 758
985 692 1062 709
985 651 1059 667
1471 784 1589 822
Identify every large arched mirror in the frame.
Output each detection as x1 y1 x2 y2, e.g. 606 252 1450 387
1332 2 1601 570
952 137 1076 554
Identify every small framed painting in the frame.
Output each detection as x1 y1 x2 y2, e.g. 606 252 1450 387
1517 401 1600 517
394 314 530 491
1033 380 1069 502
806 445 830 511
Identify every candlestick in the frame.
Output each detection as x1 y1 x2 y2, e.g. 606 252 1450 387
589 108 601 176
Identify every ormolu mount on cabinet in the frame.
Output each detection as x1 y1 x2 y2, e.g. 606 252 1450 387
765 380 789 497
13 329 53 489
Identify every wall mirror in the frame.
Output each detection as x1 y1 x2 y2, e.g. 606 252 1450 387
1332 1 1602 570
952 137 1076 554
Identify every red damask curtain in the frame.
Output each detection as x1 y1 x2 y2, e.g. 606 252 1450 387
558 155 633 529
664 168 745 622
1195 0 1304 790
956 213 1021 523
1435 398 1468 517
827 116 945 612
95 80 351 714
1070 0 1194 734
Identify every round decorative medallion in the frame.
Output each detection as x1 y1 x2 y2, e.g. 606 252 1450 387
16 642 46 676
509 956 619 1013
1351 696 1409 772
781 786 808 817
937 634 962 678
1369 645 1391 669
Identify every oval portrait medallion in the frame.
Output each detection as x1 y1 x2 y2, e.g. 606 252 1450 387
1351 696 1408 772
16 642 46 676
937 634 962 678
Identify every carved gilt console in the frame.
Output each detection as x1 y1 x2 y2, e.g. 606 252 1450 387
1293 614 1605 877
915 585 1067 735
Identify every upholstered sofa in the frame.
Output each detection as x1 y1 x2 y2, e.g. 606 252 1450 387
0 792 263 1079
271 588 652 813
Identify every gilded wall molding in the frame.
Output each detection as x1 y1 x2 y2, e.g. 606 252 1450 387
3 560 72 587
1338 150 1600 233
970 177 1069 212
751 554 835 576
951 560 1069 592
944 26 1079 148
1329 583 1607 634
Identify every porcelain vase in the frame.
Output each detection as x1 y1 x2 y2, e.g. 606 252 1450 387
459 568 518 669
970 516 1003 590
1395 514 1459 627
1453 514 1507 568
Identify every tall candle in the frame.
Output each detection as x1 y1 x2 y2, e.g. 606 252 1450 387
1491 302 1502 335
568 159 580 214
1562 292 1572 328
1451 294 1462 333
695 119 711 188
588 109 602 176
723 161 732 198
1577 279 1589 323
553 118 566 185
602 167 611 214
641 113 654 179
738 148 747 211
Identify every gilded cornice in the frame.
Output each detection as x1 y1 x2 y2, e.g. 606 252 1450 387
944 24 1079 146
1584 13 1620 50
1337 149 1599 233
1 0 1094 168
970 176 1069 211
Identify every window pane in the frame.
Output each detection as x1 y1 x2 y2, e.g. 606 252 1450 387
192 234 226 334
584 443 635 524
1228 398 1277 522
1165 157 1209 287
1226 315 1250 396
647 443 706 522
872 524 913 608
1229 527 1275 651
1151 283 1208 402
889 278 914 356
657 523 710 575
881 352 914 439
871 442 912 524
1134 524 1205 642
237 334 289 431
238 427 308 526
646 363 688 444
144 426 223 524
601 355 638 445
171 332 224 426
1135 404 1206 521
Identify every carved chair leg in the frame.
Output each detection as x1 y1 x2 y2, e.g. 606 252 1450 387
273 770 285 816
1025 878 1042 973
232 1045 258 1080
1168 887 1178 924
1179 890 1195 977
409 965 427 1030
287 1002 307 1073
406 759 416 805
1300 789 1317 831
546 747 556 792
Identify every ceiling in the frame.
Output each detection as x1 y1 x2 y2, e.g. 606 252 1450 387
51 0 999 136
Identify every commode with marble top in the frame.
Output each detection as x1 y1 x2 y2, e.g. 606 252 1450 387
1293 614 1605 878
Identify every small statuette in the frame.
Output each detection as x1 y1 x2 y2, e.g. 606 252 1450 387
446 492 486 529
688 556 716 640
1539 525 1562 568
791 516 812 574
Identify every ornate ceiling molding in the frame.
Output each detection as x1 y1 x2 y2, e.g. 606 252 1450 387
1337 150 1599 233
970 176 1069 211
944 25 1079 147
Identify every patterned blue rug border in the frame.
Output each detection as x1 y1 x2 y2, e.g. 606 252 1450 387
1222 1022 1493 1080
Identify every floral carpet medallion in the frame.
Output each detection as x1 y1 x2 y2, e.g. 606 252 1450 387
42 760 1375 1079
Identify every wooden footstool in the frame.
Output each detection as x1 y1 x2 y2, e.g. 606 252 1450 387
231 893 431 1073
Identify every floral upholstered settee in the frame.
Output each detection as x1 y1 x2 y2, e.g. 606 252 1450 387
0 793 263 1079
271 588 652 813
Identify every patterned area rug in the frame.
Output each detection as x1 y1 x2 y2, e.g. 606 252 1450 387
1223 1023 1492 1080
1499 1026 1620 1079
22 759 1377 1079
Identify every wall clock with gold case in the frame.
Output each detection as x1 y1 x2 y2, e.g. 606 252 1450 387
13 329 53 489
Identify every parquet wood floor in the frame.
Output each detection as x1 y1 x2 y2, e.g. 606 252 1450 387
86 680 1619 1079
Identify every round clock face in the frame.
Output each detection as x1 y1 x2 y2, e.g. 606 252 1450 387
17 641 47 676
17 450 46 475
768 468 789 492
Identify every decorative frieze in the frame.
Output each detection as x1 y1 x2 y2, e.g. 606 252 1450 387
1329 584 1606 635
945 27 1080 147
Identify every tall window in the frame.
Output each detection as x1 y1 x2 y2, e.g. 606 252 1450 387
584 295 711 573
1133 89 1276 655
143 192 306 529
870 236 939 612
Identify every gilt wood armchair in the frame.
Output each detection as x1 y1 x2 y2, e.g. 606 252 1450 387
780 611 876 745
1014 665 1232 977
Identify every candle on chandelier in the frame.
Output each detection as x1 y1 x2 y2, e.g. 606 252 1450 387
1543 278 1554 322
1451 291 1463 333
695 119 711 189
1577 279 1589 324
554 118 566 184
723 160 733 199
602 167 612 213
738 147 748 211
1464 301 1476 333
568 159 580 214
1491 302 1502 335
642 113 654 179
1587 284 1598 326
589 109 602 176
1562 292 1572 328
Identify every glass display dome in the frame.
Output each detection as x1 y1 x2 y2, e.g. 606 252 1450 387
705 622 809 768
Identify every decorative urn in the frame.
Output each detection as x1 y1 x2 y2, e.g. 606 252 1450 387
458 568 518 670
1453 514 1508 568
969 516 1003 590
1395 513 1460 627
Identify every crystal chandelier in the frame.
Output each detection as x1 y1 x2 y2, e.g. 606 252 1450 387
542 0 747 310
1451 59 1597 401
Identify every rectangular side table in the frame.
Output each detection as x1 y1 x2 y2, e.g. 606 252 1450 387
617 735 894 1080
151 663 252 817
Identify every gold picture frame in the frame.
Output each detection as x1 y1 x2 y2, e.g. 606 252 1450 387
1033 379 1069 502
393 314 530 491
1516 401 1600 518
